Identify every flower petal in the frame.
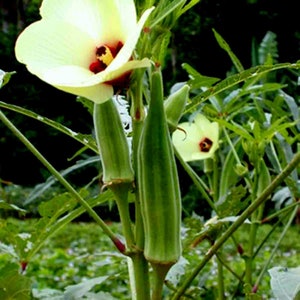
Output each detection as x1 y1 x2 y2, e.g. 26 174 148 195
53 82 113 104
38 58 150 87
106 7 154 71
172 123 201 161
15 1 153 103
15 20 95 75
40 0 137 44
191 151 215 160
90 58 151 85
194 114 212 130
172 115 220 162
194 114 219 143
37 65 113 102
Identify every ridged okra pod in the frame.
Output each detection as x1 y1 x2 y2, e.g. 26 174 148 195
93 99 134 186
138 70 182 266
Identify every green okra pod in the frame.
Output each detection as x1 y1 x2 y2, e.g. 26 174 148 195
138 70 182 266
93 99 134 186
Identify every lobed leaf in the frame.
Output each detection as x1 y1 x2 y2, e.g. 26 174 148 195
269 266 300 300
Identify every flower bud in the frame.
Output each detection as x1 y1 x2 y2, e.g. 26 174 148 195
164 84 190 132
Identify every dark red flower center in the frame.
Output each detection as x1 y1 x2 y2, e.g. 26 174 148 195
199 137 213 152
89 42 123 74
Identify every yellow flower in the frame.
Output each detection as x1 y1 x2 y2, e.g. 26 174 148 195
172 114 219 161
15 0 154 103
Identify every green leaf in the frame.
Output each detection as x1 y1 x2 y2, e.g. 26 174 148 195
258 31 278 65
185 61 300 113
166 256 189 286
37 193 77 218
219 138 246 199
0 101 98 153
0 200 26 213
0 242 18 258
150 0 185 28
0 70 16 89
216 185 249 217
178 0 201 17
152 30 172 67
0 262 32 300
76 96 94 115
182 63 220 89
81 292 118 300
279 91 300 131
23 190 115 262
64 276 109 299
217 119 253 140
212 29 244 72
25 156 101 205
32 288 64 300
269 266 300 300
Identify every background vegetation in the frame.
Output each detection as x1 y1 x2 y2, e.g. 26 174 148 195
1 0 299 186
0 1 299 299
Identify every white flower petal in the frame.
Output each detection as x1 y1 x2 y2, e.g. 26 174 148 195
194 114 219 143
40 65 114 102
172 114 220 162
40 0 137 44
41 66 93 86
107 7 154 71
15 0 153 103
191 152 215 160
54 82 113 104
92 58 151 84
176 121 203 143
194 114 212 129
15 20 95 75
172 125 200 161
208 122 219 144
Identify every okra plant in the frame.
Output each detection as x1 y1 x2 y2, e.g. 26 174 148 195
0 0 300 299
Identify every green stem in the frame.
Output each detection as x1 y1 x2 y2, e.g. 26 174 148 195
151 263 172 300
217 256 225 300
261 201 299 223
245 222 257 284
253 205 298 292
110 184 135 250
171 151 300 300
212 156 219 202
129 70 151 300
0 109 121 251
245 161 264 284
216 253 243 282
132 118 146 250
174 147 216 211
131 253 151 300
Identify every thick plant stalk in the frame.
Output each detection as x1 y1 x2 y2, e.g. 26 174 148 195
130 70 152 300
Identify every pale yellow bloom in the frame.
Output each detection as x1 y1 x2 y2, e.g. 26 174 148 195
172 114 219 161
15 0 154 103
